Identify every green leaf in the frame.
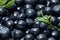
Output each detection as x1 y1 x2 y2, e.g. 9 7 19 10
4 0 15 8
0 0 7 6
36 17 50 24
43 15 48 20
39 10 43 17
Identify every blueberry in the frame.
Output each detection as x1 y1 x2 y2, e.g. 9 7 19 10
57 17 60 22
51 16 59 26
46 0 51 6
24 0 37 5
1 17 6 25
44 7 53 15
40 22 48 29
14 20 18 25
10 11 19 20
11 29 24 39
42 30 51 37
24 34 34 40
6 20 14 29
2 17 10 21
20 37 24 40
17 13 26 20
24 4 33 11
26 9 37 19
36 34 47 40
48 37 56 40
0 25 10 39
25 29 30 34
33 19 40 28
51 31 59 38
53 5 60 15
16 20 26 30
29 28 40 36
26 18 33 27
17 7 24 13
0 7 7 16
35 4 45 11
16 6 22 12
50 0 59 5
57 22 60 28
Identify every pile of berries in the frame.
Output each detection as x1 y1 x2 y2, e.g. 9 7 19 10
0 0 60 40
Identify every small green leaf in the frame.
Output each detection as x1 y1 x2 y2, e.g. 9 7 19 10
0 0 7 6
43 15 48 20
39 10 43 17
4 0 15 8
36 17 50 24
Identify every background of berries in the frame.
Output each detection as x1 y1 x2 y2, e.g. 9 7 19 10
0 0 60 40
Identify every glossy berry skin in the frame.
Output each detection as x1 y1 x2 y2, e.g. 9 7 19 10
10 11 19 20
17 13 26 20
51 31 59 38
25 29 30 34
26 9 37 19
53 5 60 15
16 6 22 12
48 37 56 40
0 7 7 16
33 19 40 28
36 34 47 40
15 0 23 6
2 17 10 21
50 0 59 5
11 29 24 39
57 17 60 22
20 37 24 40
6 20 14 29
51 16 59 26
14 20 18 26
17 7 25 13
42 30 51 37
16 20 26 30
0 18 7 25
44 7 53 15
57 22 60 28
35 4 45 11
46 0 51 7
24 34 34 40
24 0 37 5
40 22 48 29
26 18 33 27
24 4 33 11
0 25 10 39
29 28 40 36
